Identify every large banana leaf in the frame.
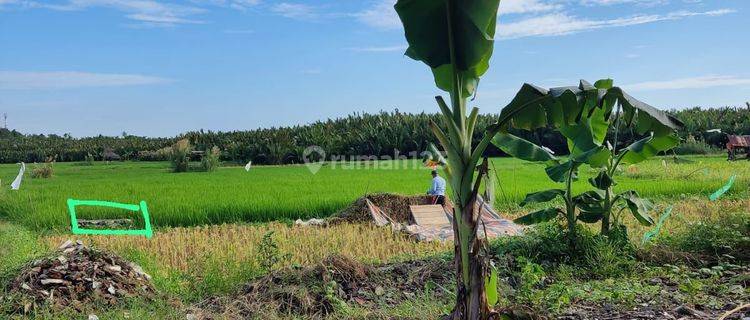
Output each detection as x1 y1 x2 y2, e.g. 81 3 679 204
491 133 557 163
619 134 680 164
545 146 609 182
605 87 684 136
520 189 565 206
589 171 615 189
499 80 682 142
513 207 561 225
573 190 606 222
395 0 500 98
619 190 655 226
497 83 550 130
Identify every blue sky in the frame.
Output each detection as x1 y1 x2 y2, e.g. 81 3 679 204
1 0 748 137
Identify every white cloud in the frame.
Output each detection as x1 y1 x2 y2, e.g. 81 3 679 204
499 0 561 15
355 0 400 30
580 0 669 6
0 71 173 90
346 45 407 52
497 9 734 39
190 0 260 10
38 0 207 26
624 75 750 91
353 0 560 30
271 2 317 20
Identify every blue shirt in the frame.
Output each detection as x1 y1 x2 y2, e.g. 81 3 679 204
427 176 447 196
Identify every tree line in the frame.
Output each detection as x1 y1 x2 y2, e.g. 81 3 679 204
1 106 748 164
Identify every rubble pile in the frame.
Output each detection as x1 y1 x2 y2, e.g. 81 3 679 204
7 240 154 311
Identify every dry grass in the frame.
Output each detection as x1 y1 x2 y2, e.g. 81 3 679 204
504 197 749 243
43 223 451 275
39 197 749 276
617 197 748 241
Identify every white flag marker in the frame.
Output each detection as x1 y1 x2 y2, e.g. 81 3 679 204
11 162 25 190
244 161 252 172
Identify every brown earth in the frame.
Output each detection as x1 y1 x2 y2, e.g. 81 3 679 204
332 193 438 224
192 255 454 319
192 252 749 320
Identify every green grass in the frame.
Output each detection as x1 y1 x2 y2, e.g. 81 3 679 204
0 155 747 231
0 222 45 284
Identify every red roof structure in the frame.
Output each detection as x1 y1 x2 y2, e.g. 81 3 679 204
727 135 750 160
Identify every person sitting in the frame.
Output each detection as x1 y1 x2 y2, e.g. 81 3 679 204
427 169 446 205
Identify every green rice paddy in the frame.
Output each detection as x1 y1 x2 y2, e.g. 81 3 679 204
0 155 746 232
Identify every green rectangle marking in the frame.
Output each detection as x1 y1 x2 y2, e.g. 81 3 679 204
67 199 153 238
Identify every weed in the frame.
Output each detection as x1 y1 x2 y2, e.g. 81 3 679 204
256 231 291 273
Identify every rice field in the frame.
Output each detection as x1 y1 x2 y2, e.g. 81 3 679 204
0 155 748 316
0 155 747 232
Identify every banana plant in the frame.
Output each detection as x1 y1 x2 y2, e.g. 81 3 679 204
494 135 608 240
493 79 684 236
394 0 509 318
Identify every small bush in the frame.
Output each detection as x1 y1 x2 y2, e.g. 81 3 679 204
492 222 636 279
31 158 55 179
82 153 95 166
674 137 718 155
201 146 221 172
170 139 192 173
660 212 750 261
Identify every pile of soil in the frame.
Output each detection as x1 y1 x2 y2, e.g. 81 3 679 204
333 193 437 224
194 255 454 319
5 240 155 313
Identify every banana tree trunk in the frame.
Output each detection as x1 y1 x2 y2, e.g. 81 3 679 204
601 186 613 234
450 196 490 320
447 159 492 320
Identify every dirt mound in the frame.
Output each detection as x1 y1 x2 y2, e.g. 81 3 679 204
333 193 436 224
194 255 454 319
5 240 155 313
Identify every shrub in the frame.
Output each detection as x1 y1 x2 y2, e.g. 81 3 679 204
31 162 54 179
674 136 718 155
170 139 192 173
492 222 636 279
200 146 221 172
82 153 95 166
660 212 750 261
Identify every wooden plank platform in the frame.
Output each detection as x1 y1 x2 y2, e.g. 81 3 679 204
410 205 450 227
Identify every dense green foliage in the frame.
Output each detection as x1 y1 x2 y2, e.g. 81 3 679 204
1 107 747 165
